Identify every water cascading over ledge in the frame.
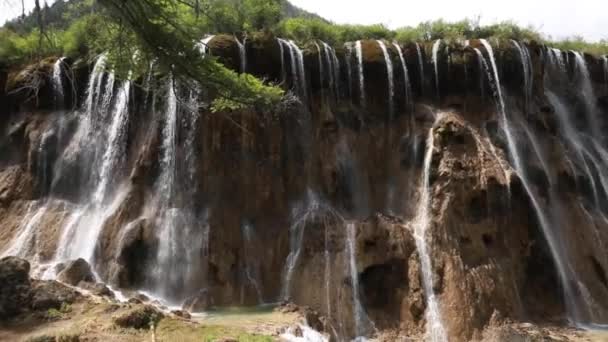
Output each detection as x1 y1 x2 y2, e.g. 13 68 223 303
1 33 608 341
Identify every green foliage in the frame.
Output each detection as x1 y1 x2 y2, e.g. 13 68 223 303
548 36 608 56
46 308 63 320
276 18 393 45
394 18 543 43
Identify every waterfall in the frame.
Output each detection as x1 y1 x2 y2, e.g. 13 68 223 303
1 203 45 258
84 54 107 127
91 80 131 206
99 73 116 120
291 40 307 103
412 120 448 342
324 225 331 320
242 223 264 304
345 43 354 100
480 39 592 323
198 35 215 55
432 39 441 99
346 222 366 338
37 129 54 196
573 52 601 141
377 41 394 120
52 57 66 108
392 42 412 112
281 190 340 301
314 42 325 99
152 79 179 297
68 78 131 263
278 39 307 101
235 37 247 73
473 48 487 99
278 38 286 84
355 41 365 107
603 56 608 89
511 40 533 113
415 42 425 95
323 42 340 100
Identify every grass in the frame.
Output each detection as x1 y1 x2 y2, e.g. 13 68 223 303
157 319 274 342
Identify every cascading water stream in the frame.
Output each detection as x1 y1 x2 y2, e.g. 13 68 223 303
1 203 45 258
511 40 533 113
345 43 354 100
377 41 394 120
432 39 441 99
412 120 448 342
392 42 412 112
479 39 592 323
472 48 486 99
291 40 308 103
278 39 307 102
355 41 365 108
346 222 365 338
242 223 264 304
52 57 66 108
278 39 287 84
603 56 608 90
152 78 179 297
198 35 215 55
573 52 601 141
415 43 425 95
236 37 247 73
314 42 325 99
322 42 340 100
69 78 131 263
84 54 107 127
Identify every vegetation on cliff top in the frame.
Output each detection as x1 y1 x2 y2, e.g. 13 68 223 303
0 0 606 109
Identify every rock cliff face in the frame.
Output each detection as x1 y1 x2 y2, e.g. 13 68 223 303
1 34 608 341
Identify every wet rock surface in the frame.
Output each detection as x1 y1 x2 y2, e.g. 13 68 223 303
56 259 95 286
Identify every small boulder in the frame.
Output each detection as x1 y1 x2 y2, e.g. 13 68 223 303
57 259 94 286
113 305 164 329
0 256 31 318
77 281 115 298
171 310 191 319
30 280 80 311
182 289 210 312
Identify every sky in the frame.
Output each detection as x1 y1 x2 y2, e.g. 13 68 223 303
289 0 606 42
0 0 605 41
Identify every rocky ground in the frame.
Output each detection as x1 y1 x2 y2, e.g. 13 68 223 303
2 255 608 342
0 256 319 342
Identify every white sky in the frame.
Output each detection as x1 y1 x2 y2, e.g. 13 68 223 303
289 0 607 42
1 0 606 41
